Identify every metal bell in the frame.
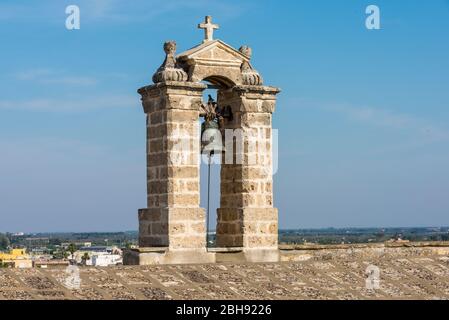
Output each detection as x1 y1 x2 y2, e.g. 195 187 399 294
201 120 223 155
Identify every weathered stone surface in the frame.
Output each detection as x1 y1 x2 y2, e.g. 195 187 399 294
177 40 248 86
239 46 263 86
216 208 278 248
213 84 279 252
138 82 206 114
4 244 449 300
139 207 206 249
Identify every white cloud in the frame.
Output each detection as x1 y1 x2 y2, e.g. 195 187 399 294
44 76 98 86
0 94 136 112
325 103 449 142
79 0 248 22
0 137 143 232
0 0 248 24
326 104 413 129
4 69 135 112
0 3 29 21
15 69 54 80
15 69 98 86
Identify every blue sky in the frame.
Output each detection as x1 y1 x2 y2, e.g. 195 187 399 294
0 0 448 232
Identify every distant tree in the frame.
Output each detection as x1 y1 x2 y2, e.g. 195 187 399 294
429 235 439 241
124 242 132 249
49 238 61 246
81 252 90 265
0 234 10 250
67 243 77 259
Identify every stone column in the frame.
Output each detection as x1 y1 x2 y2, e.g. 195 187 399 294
137 81 207 251
217 85 280 258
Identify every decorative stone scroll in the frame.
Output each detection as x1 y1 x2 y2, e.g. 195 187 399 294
152 41 188 83
239 45 263 86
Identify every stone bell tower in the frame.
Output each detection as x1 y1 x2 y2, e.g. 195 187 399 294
124 16 280 265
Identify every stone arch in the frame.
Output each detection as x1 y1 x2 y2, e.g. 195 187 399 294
202 75 236 89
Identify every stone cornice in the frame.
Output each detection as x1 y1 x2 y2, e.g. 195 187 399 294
138 81 207 98
233 85 281 96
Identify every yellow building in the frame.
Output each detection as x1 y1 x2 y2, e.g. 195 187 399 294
0 248 33 268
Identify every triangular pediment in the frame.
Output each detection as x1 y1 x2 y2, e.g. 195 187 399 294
177 40 249 66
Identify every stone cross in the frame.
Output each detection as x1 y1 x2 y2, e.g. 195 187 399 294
198 16 219 42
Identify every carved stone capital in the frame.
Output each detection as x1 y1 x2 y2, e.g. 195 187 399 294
138 81 207 114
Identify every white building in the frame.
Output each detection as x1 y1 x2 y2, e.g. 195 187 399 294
73 246 123 266
91 254 122 267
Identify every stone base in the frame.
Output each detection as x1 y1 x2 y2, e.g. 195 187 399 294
214 248 279 263
243 248 280 263
216 208 279 248
123 247 215 265
123 247 280 265
138 207 207 249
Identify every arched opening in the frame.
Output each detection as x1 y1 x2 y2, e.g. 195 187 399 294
199 77 234 248
202 75 235 89
200 80 220 248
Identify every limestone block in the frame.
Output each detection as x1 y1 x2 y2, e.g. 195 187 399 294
170 235 206 250
138 207 207 250
216 208 278 248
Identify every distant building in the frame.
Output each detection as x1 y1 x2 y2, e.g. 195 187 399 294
12 232 25 236
91 254 122 267
31 247 49 255
34 260 69 269
79 246 112 253
25 237 50 248
387 238 410 243
73 246 123 266
61 242 92 249
0 249 33 268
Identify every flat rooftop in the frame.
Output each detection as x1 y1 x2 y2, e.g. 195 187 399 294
1 242 449 300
